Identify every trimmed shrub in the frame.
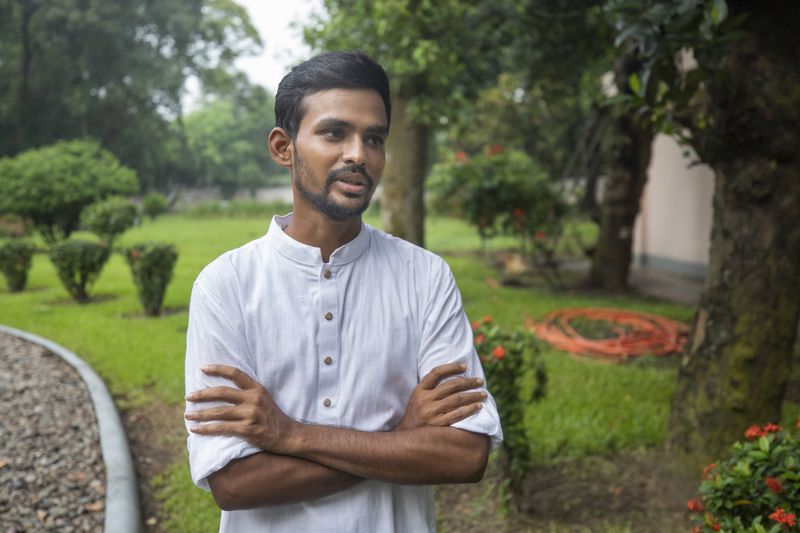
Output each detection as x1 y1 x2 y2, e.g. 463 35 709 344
125 243 178 316
80 196 138 245
142 192 169 220
49 240 111 303
0 240 36 292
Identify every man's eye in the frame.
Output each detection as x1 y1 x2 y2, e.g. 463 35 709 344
367 135 385 147
323 130 344 139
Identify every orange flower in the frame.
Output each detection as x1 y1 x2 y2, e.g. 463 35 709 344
492 346 506 359
534 230 546 240
455 151 468 162
691 527 701 533
769 508 796 527
481 315 492 324
686 499 703 513
796 414 800 430
711 523 720 532
487 143 504 156
765 477 783 494
475 334 485 345
512 208 524 221
701 463 716 480
763 423 781 434
471 321 481 331
744 424 765 439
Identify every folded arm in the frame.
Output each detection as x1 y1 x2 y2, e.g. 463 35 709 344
189 363 489 510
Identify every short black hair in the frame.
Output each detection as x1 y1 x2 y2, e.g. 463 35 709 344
275 51 391 139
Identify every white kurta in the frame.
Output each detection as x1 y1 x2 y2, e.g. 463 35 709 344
185 214 503 533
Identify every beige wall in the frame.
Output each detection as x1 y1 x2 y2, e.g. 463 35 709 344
633 134 715 277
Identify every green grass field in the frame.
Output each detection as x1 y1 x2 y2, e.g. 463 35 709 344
1 212 796 531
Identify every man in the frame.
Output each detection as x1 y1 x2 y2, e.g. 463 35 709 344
184 51 502 532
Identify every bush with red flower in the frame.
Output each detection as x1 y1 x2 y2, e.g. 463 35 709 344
472 315 547 483
688 420 800 532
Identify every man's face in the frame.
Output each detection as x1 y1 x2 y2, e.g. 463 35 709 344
290 88 388 221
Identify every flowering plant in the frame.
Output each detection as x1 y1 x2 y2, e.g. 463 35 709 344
688 419 800 532
472 315 547 483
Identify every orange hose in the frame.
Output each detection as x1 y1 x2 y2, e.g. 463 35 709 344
527 308 688 361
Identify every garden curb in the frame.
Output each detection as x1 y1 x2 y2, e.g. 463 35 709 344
0 324 141 533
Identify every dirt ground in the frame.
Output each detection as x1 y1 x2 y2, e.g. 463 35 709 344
124 401 695 533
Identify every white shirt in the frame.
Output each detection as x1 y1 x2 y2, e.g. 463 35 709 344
185 214 502 533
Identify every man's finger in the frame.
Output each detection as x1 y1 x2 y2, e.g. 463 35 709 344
189 421 244 437
433 376 484 399
438 391 487 412
433 403 483 427
185 385 243 404
185 405 241 422
419 362 466 390
200 364 259 390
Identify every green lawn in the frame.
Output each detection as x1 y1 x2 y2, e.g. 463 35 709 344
1 212 796 532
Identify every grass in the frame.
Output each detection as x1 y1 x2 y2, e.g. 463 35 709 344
2 212 797 532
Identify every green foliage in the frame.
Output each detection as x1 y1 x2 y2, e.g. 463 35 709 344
142 192 170 220
689 423 800 532
429 148 569 286
0 140 138 243
0 214 29 238
48 240 111 303
473 316 546 482
181 200 292 219
184 79 283 197
125 243 179 316
0 0 262 190
80 196 138 245
0 240 36 292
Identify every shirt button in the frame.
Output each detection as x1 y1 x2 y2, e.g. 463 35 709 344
323 269 332 279
324 312 333 321
323 356 333 365
323 398 332 407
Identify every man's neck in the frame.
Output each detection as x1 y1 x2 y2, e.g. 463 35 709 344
284 209 362 263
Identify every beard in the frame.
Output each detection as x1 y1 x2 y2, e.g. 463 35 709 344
293 155 375 221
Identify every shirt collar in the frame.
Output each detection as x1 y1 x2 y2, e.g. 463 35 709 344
265 213 370 266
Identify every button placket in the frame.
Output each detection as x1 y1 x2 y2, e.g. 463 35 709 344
317 264 339 419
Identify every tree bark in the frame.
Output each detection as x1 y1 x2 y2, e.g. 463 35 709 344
380 94 429 247
586 53 654 291
665 2 800 474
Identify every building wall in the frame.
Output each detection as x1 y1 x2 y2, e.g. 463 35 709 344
633 134 715 278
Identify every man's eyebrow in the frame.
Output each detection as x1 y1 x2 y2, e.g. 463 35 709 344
315 118 388 137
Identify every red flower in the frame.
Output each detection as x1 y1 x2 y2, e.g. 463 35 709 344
796 414 800 430
691 527 701 533
512 208 524 221
455 151 468 163
130 249 141 260
487 144 504 156
481 315 492 324
765 477 783 494
702 463 716 480
492 346 506 359
475 334 485 345
534 230 546 241
712 523 720 532
686 499 704 513
471 321 481 331
769 508 796 527
763 423 781 434
745 424 765 439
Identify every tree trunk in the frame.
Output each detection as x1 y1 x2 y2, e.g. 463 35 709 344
665 2 800 474
381 94 429 247
586 53 654 291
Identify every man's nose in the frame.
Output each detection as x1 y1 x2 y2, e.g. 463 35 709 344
342 137 367 166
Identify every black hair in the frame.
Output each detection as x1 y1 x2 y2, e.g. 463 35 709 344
275 51 391 139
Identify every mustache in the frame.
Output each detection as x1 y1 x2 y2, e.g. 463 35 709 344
327 165 374 187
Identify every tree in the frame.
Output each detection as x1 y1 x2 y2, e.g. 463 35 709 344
613 0 800 472
185 77 283 198
0 0 261 190
305 1 506 246
0 139 139 243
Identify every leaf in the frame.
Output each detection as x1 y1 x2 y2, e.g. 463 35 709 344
709 0 728 26
628 73 642 96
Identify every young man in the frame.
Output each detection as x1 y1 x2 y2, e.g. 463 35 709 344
184 51 502 532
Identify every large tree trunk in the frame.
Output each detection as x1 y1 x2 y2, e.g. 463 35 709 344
586 53 654 291
381 94 429 247
665 2 800 474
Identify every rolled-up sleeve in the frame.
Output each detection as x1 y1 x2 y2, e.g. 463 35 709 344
185 268 261 490
417 259 503 450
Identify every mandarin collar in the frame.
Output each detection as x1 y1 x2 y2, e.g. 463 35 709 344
265 213 370 266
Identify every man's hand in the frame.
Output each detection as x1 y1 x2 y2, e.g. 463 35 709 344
185 365 294 454
396 363 487 430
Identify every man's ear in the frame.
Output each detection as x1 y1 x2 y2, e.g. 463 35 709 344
268 127 293 169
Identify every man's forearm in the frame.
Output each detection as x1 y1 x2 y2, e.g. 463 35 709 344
208 451 363 510
284 425 489 485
